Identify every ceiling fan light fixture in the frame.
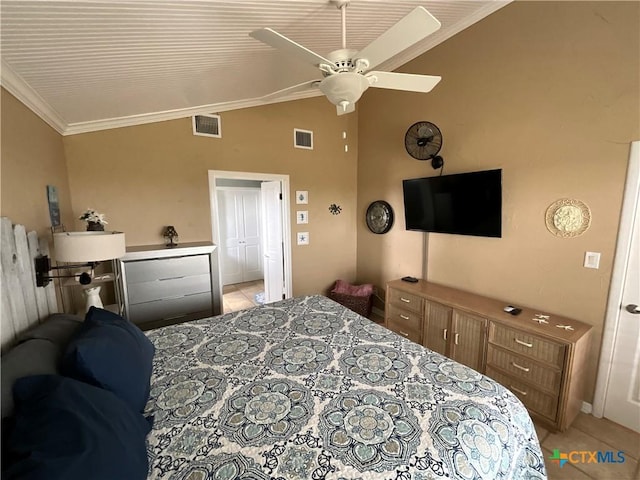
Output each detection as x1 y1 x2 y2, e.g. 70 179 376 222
318 72 370 107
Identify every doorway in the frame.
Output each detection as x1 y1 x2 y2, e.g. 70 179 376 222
208 170 292 313
593 141 640 432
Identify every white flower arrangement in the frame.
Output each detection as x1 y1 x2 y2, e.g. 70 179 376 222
79 208 108 225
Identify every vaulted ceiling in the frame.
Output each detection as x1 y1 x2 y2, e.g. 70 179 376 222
1 0 509 135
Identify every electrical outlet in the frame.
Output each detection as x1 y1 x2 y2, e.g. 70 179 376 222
584 251 601 269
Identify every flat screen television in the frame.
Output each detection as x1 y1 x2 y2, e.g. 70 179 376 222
402 169 502 238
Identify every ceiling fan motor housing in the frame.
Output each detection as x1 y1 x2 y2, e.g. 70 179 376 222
325 49 368 74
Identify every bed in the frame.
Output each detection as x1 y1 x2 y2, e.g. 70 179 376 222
2 295 546 479
142 295 547 479
1 218 545 478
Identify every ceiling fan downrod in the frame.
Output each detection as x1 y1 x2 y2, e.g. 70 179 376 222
331 0 350 50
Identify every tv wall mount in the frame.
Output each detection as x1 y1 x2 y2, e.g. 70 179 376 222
404 121 444 169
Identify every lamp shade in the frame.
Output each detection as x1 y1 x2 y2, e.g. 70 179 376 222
53 231 126 263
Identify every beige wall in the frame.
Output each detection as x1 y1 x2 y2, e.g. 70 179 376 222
63 97 358 296
1 88 73 238
3 0 638 405
356 1 640 402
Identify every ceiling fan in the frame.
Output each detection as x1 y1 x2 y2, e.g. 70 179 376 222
250 1 442 116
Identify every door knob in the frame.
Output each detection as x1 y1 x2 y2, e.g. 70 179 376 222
625 304 640 314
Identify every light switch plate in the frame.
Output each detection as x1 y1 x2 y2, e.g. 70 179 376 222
584 251 601 269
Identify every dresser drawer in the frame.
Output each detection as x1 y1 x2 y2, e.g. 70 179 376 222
129 292 213 325
486 367 558 421
388 288 423 314
128 273 211 304
387 303 422 343
486 345 561 394
489 322 566 368
125 255 210 284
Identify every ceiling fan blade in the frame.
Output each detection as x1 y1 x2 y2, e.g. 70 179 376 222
355 7 441 71
367 72 441 93
250 28 334 68
260 80 319 101
336 102 356 116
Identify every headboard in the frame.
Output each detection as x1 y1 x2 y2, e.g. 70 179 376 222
1 217 59 352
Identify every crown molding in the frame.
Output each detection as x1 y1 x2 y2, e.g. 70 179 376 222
2 56 322 136
63 89 323 136
1 61 67 135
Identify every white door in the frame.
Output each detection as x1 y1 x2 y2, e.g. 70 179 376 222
241 191 263 282
603 142 640 432
261 181 284 303
218 189 263 286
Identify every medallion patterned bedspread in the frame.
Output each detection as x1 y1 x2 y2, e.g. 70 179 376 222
144 295 547 480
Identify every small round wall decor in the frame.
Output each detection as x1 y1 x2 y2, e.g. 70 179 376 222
545 199 591 238
366 200 394 234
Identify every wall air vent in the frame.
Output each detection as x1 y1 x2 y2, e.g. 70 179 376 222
193 114 221 138
294 128 313 150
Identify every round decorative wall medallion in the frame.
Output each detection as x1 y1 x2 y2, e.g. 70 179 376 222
545 199 591 237
365 200 394 234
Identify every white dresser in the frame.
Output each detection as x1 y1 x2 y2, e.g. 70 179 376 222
114 242 222 330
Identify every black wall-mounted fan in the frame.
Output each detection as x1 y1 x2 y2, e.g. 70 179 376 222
404 121 444 169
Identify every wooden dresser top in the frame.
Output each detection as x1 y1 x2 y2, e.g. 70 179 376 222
387 279 592 344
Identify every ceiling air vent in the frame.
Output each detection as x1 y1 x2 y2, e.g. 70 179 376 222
193 114 221 138
294 128 313 150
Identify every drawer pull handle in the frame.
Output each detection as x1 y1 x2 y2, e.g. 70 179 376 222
399 314 410 320
510 385 528 396
159 276 185 281
399 331 409 337
454 333 459 345
400 297 411 303
514 338 533 348
443 328 448 340
511 362 530 372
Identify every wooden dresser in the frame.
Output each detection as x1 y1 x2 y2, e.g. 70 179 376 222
385 279 592 432
115 242 222 330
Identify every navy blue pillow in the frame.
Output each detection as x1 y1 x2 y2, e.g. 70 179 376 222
61 307 155 413
3 375 150 480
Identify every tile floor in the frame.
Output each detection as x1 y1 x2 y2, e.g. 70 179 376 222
222 280 264 313
536 413 640 479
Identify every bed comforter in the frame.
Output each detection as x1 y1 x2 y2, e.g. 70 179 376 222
144 295 547 479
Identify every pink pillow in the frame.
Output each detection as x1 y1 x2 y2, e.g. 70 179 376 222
331 280 374 297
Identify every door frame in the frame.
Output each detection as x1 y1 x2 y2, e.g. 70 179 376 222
593 140 640 418
208 170 293 301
